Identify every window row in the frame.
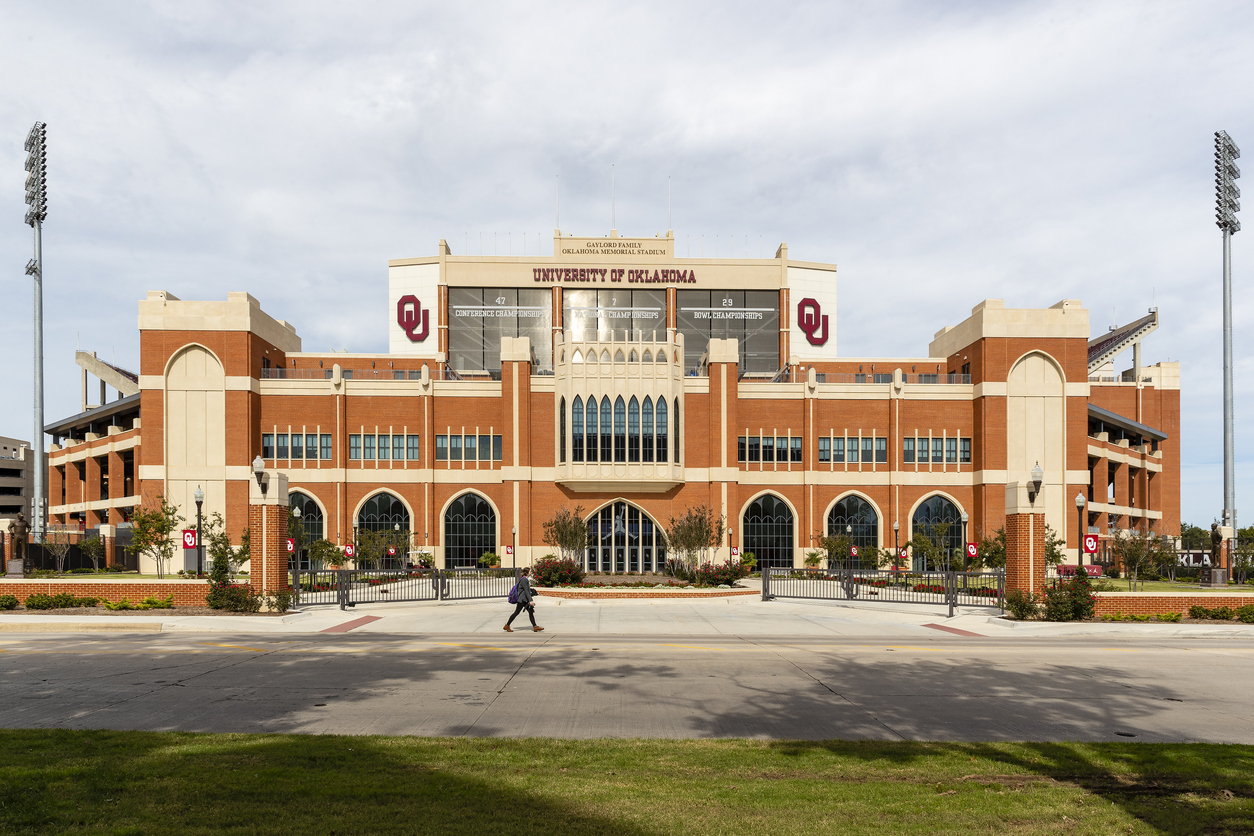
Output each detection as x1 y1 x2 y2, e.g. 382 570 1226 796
818 437 889 464
349 434 421 461
903 437 971 464
435 434 504 461
263 433 333 460
560 395 676 464
738 436 804 463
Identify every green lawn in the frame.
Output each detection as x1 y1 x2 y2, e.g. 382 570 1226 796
1 731 1251 835
1097 580 1254 594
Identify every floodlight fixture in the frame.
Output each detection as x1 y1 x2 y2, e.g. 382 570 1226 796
1216 130 1242 532
22 122 47 544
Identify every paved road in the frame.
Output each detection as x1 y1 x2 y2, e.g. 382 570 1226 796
3 631 1252 742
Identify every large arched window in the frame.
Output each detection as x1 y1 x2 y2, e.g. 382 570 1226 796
444 493 496 569
614 396 627 462
911 494 963 570
356 492 409 533
743 494 794 569
642 397 654 463
585 501 665 573
559 397 566 464
827 495 879 569
673 398 680 463
656 398 668 462
585 396 598 462
600 396 612 462
628 397 640 462
289 491 325 569
572 397 584 462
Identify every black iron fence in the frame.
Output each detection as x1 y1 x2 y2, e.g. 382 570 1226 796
293 567 522 610
762 567 1004 616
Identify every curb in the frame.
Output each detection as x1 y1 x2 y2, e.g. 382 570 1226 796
0 622 163 633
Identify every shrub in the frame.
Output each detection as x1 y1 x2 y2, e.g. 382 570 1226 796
1211 606 1236 620
139 595 175 610
1004 588 1039 620
1158 612 1182 623
0 595 18 610
478 552 501 567
264 588 294 613
740 552 758 572
1041 571 1096 622
1043 585 1076 621
1189 605 1211 620
530 556 585 587
24 593 98 610
206 582 261 612
1128 614 1151 622
69 567 95 575
103 599 135 611
694 560 750 587
1106 568 1121 579
1238 605 1254 624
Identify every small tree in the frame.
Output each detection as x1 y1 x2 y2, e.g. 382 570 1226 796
1111 528 1170 590
307 539 340 571
41 526 77 576
665 505 725 579
542 505 588 564
910 522 953 571
1044 524 1066 568
977 527 1006 571
232 526 251 577
818 533 854 571
204 513 260 612
79 534 105 572
127 495 184 579
1232 538 1254 585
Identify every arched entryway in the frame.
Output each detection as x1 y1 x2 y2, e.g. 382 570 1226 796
444 493 497 569
585 501 666 573
288 491 325 569
827 495 879 569
911 494 963 571
743 494 794 569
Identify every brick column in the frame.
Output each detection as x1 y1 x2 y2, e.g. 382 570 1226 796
99 524 116 568
107 450 125 525
1005 482 1046 595
1219 525 1235 572
248 469 289 597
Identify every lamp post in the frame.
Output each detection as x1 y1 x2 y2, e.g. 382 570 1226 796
24 122 47 544
846 524 853 570
960 511 969 571
1028 462 1044 505
193 485 204 575
1075 492 1087 566
252 455 266 496
893 520 900 571
293 506 303 570
512 525 517 569
1216 130 1241 533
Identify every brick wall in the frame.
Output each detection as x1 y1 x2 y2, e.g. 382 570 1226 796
1005 511 1046 593
1095 593 1254 617
0 580 209 606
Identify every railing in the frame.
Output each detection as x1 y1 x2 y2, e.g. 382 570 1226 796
762 567 1003 615
292 567 522 609
734 372 972 385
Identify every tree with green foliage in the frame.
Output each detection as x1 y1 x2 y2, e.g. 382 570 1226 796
542 505 588 564
79 535 105 572
976 527 1006 570
40 526 77 576
1111 528 1172 590
665 505 724 578
910 521 953 571
1232 538 1254 585
355 528 409 571
126 495 184 579
306 539 340 571
1043 524 1066 568
818 533 854 571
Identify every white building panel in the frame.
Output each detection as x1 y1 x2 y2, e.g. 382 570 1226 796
787 266 838 362
389 262 441 355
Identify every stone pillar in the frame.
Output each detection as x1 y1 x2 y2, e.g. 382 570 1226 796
1005 482 1046 595
99 523 116 568
248 470 289 596
1218 525 1235 572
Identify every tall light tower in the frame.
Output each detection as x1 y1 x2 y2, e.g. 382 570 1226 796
1216 130 1241 534
24 122 47 544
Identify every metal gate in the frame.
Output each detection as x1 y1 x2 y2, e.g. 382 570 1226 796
293 567 522 610
762 567 1003 616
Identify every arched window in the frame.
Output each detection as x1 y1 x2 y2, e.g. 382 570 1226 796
444 493 496 569
657 350 667 364
629 350 638 362
628 397 640 462
656 397 668 462
743 494 794 569
911 495 963 571
827 495 879 569
614 350 625 363
572 397 584 462
674 398 680 462
586 396 598 462
559 397 566 464
600 396 612 462
585 501 665 573
642 397 654 463
572 349 583 363
601 350 611 363
642 350 653 363
356 492 409 533
614 396 627 462
289 491 325 569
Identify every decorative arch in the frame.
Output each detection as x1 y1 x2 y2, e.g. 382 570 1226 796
1007 349 1067 549
442 492 498 568
741 492 796 569
354 491 412 533
642 350 653 363
289 491 326 568
583 499 666 573
910 493 965 570
826 493 881 564
163 343 226 529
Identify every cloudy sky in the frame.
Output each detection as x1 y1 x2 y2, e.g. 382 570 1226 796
1 0 1251 526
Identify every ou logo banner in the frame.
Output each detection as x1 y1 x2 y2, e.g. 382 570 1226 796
182 529 197 549
797 298 829 346
850 545 859 557
344 543 356 558
1083 535 1099 554
286 538 295 554
396 295 430 342
966 543 978 559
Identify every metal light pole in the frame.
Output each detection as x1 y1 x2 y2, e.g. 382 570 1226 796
961 511 969 571
892 520 899 571
194 485 204 575
24 122 47 544
511 525 517 569
1216 130 1241 534
1075 492 1086 566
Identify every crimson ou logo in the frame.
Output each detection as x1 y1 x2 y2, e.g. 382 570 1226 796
797 298 829 346
397 295 429 342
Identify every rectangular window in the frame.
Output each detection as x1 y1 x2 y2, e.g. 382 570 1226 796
393 435 404 461
946 438 957 463
262 434 274 459
291 434 304 459
903 437 914 463
363 435 375 460
377 435 389 460
321 434 332 460
464 435 477 461
493 435 503 460
762 437 775 462
392 370 405 380
276 434 289 459
818 437 830 462
306 435 318 459
876 437 887 463
435 435 448 461
791 437 803 462
847 438 859 463
960 437 971 464
862 437 873 463
961 362 971 377
833 437 845 463
408 370 421 380
349 435 361 460
479 434 491 461
873 373 892 384
738 437 746 462
407 435 420 461
450 435 462 460
931 438 943 463
748 437 760 462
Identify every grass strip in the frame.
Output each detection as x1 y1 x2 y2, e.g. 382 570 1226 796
0 731 1251 834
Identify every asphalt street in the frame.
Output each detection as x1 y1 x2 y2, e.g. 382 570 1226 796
3 631 1252 742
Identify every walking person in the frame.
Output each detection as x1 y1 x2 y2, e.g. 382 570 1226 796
504 572 543 632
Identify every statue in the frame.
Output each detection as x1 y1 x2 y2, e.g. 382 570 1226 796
1210 522 1223 565
7 513 29 564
